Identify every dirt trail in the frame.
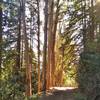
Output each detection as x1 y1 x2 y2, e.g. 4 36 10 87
39 88 78 100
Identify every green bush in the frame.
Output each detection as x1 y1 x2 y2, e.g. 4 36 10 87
24 94 38 100
76 52 100 94
74 93 87 100
0 64 38 100
0 79 25 100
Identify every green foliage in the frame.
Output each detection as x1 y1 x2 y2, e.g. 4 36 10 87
25 94 38 100
76 52 100 94
74 92 87 100
0 78 25 100
0 49 38 99
0 74 38 100
32 69 38 94
64 66 77 87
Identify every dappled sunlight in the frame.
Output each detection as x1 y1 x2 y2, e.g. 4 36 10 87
50 87 77 91
46 92 53 96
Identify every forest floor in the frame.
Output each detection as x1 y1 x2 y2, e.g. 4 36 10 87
38 87 78 100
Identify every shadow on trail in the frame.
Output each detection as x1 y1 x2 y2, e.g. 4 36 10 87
39 88 78 100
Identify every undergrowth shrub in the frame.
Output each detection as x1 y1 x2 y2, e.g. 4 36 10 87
74 92 87 100
76 52 100 95
0 72 38 100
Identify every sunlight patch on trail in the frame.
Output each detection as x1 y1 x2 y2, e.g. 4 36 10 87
50 87 77 91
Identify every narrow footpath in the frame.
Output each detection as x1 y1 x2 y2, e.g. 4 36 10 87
39 87 78 100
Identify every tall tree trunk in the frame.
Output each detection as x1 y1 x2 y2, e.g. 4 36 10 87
42 0 48 93
89 0 94 42
0 0 2 76
16 5 21 74
47 0 54 89
37 0 41 95
47 0 60 88
21 0 32 96
51 0 60 86
60 45 64 86
81 0 87 51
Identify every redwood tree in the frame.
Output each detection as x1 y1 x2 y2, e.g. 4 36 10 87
21 0 32 96
37 0 41 94
42 0 48 93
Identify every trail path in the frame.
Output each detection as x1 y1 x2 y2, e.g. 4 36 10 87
39 87 78 100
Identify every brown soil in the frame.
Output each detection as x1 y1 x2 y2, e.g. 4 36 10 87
39 88 78 100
